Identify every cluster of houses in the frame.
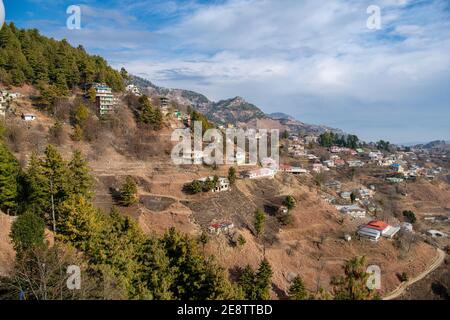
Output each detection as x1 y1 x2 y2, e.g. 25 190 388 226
0 90 22 118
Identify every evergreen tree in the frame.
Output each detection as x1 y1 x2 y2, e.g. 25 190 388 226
56 195 102 251
239 265 256 299
189 180 203 194
119 176 138 206
10 212 45 253
228 167 237 185
282 195 296 211
255 259 273 300
289 276 308 300
332 256 375 300
254 209 266 236
0 143 20 213
68 150 93 199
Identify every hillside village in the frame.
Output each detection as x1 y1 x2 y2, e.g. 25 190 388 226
0 25 449 301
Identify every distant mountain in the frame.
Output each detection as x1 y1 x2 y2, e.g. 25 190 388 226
269 112 295 121
130 75 345 136
413 140 450 150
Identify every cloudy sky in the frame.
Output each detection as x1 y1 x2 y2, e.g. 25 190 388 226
5 0 450 143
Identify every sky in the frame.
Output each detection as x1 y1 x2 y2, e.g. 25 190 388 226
4 0 450 144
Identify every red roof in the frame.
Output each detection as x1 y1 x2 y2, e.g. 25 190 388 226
367 220 389 231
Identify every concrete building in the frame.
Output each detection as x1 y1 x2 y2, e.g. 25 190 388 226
242 168 276 179
93 83 116 116
21 113 36 121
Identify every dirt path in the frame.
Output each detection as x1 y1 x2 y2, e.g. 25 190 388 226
383 248 446 300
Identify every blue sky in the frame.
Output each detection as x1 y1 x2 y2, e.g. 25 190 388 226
4 0 450 143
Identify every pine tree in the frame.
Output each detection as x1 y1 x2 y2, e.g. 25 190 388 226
289 276 308 300
56 195 102 251
254 209 266 236
68 150 93 199
282 195 296 210
255 259 273 300
239 265 256 299
0 143 20 213
10 212 45 253
119 176 138 206
24 152 49 217
228 167 237 185
332 256 375 300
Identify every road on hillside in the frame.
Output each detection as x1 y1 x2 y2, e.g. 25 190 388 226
383 248 446 300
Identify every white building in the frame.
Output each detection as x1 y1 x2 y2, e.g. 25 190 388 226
335 205 366 218
21 113 36 121
242 168 276 179
92 83 117 116
125 84 142 96
357 227 381 242
197 176 230 193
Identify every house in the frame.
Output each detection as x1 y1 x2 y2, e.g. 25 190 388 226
390 163 405 174
358 188 374 199
208 222 235 235
21 113 36 121
304 135 318 144
201 177 230 193
92 83 116 116
279 164 308 174
125 84 142 96
357 227 381 242
369 151 383 161
335 205 366 218
323 160 335 168
312 163 329 173
241 168 276 179
340 192 352 200
365 220 400 239
386 177 404 184
160 97 170 108
401 222 413 232
325 180 342 190
347 160 364 168
427 230 447 238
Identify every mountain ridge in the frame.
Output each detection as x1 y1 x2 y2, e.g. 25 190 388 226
130 75 344 136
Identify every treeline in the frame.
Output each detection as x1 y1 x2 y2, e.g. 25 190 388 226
0 23 124 92
319 131 360 149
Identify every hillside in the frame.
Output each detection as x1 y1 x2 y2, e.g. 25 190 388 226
0 26 449 301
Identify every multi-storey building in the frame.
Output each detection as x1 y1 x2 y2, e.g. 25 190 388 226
92 83 116 116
